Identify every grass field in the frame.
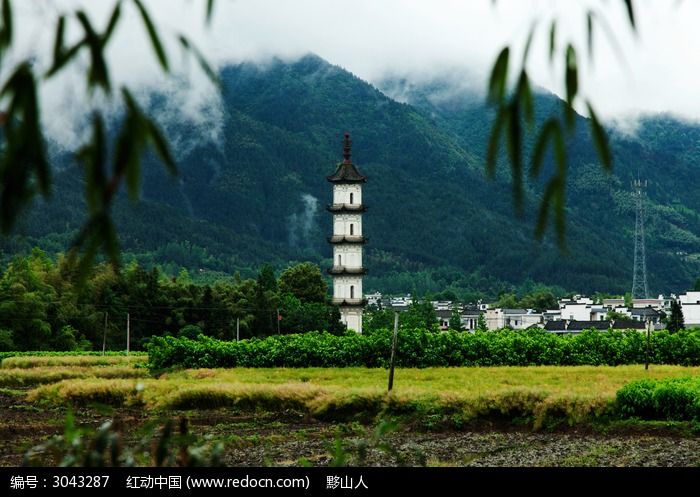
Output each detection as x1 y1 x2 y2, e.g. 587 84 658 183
0 354 147 369
0 355 149 387
16 358 700 428
3 355 700 466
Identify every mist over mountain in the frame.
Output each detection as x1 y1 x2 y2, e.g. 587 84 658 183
4 54 700 298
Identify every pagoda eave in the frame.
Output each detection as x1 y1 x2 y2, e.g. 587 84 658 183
326 177 367 184
327 266 368 276
331 298 368 307
326 203 367 213
327 235 368 245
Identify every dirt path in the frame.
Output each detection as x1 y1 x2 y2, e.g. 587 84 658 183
226 430 700 467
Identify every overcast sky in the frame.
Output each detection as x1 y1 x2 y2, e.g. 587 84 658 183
15 0 700 144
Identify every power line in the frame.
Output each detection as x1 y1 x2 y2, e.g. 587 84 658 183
0 300 286 312
631 178 649 299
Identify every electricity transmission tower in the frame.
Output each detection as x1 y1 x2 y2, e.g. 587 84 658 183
631 179 649 299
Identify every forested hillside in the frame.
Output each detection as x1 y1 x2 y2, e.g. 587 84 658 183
3 54 700 298
380 73 700 294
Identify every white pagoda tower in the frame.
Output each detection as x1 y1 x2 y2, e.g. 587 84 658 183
327 133 367 333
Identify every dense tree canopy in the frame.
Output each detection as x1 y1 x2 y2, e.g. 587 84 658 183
279 262 327 304
493 290 558 312
0 251 343 351
667 301 685 334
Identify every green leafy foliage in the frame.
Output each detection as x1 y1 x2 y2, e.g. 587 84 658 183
448 308 464 332
24 414 223 467
400 300 439 332
491 290 557 312
486 2 638 244
0 350 138 362
616 376 700 421
0 251 342 351
606 310 629 321
278 293 345 336
0 0 216 281
0 64 48 233
519 291 558 313
495 292 519 309
667 300 685 334
329 420 419 467
146 328 700 370
279 262 327 303
132 0 168 71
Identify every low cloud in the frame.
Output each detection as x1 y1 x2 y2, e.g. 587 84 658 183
288 194 319 249
10 0 700 150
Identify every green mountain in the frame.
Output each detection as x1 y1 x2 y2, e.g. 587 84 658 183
4 54 700 297
378 73 700 294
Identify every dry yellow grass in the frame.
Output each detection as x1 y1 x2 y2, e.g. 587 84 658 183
28 379 145 406
166 365 700 396
25 364 700 427
0 365 148 387
1 355 146 369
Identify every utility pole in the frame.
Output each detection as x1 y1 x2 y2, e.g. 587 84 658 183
126 312 130 356
388 312 399 392
645 317 652 371
236 317 240 342
102 312 108 356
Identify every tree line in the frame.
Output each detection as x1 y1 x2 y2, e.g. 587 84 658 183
0 249 344 352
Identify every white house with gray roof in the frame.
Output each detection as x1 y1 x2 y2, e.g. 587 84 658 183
485 308 543 330
678 292 700 327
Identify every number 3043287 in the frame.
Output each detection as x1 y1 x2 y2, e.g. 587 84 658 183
52 475 110 488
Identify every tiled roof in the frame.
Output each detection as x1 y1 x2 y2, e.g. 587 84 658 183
630 307 659 316
327 133 366 183
611 319 646 330
567 320 610 331
544 320 567 331
327 162 367 183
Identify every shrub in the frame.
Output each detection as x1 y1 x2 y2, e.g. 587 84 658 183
52 325 90 351
24 414 223 467
0 351 142 362
178 325 203 340
616 379 657 418
146 328 700 370
616 377 700 421
0 329 15 352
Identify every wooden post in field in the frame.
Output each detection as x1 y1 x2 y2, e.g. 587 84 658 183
645 318 651 370
126 312 130 356
388 312 399 392
102 312 108 356
236 317 240 342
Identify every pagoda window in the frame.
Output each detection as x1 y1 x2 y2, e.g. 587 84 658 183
350 224 354 235
349 192 354 204
338 254 342 266
350 285 355 299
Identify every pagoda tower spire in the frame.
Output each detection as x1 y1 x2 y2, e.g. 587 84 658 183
327 132 367 333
